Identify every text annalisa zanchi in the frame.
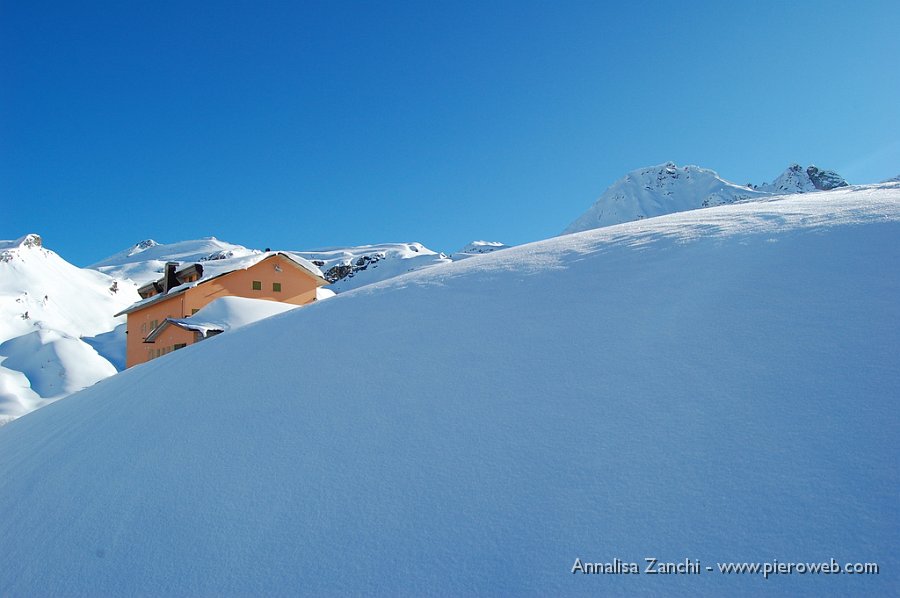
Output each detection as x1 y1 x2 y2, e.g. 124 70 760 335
571 557 880 579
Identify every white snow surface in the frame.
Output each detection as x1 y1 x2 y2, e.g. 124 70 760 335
1 184 898 595
163 296 300 338
563 162 849 234
0 235 138 418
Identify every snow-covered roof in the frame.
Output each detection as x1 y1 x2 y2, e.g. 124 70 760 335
115 251 327 316
145 296 301 341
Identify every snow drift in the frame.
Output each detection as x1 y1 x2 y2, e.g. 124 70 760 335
1 184 898 595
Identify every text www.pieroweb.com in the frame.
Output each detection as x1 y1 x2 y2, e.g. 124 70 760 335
571 557 880 579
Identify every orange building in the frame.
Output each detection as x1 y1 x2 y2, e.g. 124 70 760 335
116 252 328 367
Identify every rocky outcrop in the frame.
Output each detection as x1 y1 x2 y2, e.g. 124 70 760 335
323 253 386 284
806 166 848 190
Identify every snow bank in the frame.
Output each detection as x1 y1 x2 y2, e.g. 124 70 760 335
0 184 898 595
163 296 301 338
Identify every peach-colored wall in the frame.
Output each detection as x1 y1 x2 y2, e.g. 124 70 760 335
125 293 188 368
143 325 196 363
125 255 322 367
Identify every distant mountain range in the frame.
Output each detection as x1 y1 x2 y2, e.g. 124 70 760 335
563 163 848 234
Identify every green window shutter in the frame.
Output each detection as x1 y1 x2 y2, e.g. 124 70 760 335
252 280 262 290
273 282 282 292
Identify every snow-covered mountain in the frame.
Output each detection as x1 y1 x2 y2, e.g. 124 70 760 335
292 242 451 292
0 234 138 421
755 163 848 194
1 183 897 594
563 162 849 234
91 237 261 285
451 240 511 260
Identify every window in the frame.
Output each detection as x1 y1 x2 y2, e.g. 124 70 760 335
273 282 282 292
174 343 187 351
252 280 262 290
191 308 200 315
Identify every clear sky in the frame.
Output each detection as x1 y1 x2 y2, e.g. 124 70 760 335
2 0 898 265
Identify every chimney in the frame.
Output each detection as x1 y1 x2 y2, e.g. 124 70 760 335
163 262 179 293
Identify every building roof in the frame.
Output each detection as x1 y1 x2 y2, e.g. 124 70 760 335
115 251 327 316
144 296 301 342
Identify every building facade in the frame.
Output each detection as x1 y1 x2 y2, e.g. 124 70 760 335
116 253 328 367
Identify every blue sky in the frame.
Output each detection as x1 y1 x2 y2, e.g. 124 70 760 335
2 0 898 265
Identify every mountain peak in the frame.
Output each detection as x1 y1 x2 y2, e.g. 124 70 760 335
757 164 848 194
128 239 158 256
0 234 44 262
18 233 42 249
2 233 43 249
563 163 765 234
565 162 850 235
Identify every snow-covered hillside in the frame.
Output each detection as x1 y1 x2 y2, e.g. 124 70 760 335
563 162 849 234
0 234 138 420
91 237 261 285
291 242 451 292
1 183 897 594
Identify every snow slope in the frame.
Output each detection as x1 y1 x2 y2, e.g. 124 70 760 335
563 162 848 234
0 184 898 595
0 235 138 418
